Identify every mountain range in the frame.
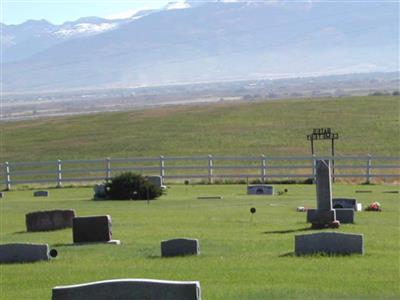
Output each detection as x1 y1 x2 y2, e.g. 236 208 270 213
2 0 398 92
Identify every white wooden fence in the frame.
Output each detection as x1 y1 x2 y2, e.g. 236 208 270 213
2 155 399 189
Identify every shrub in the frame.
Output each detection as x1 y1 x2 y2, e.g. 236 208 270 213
105 172 163 200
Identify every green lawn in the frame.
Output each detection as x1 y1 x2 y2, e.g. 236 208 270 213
2 96 399 163
1 184 399 299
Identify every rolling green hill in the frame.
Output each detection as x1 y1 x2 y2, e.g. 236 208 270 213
1 96 399 163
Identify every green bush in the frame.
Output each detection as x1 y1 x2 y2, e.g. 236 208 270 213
105 172 163 200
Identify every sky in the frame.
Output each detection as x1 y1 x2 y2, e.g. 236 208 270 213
1 0 174 25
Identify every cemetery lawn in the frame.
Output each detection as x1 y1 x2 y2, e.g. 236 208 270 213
2 95 400 163
1 184 399 299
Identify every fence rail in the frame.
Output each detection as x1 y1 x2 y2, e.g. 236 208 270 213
2 155 400 189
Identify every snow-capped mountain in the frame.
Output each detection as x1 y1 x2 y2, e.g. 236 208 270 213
2 0 398 92
1 9 155 62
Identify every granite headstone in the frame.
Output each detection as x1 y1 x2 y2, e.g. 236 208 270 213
34 190 49 197
72 215 119 244
295 232 364 255
306 160 336 227
247 185 274 195
52 279 201 300
0 243 50 263
26 209 76 232
161 238 200 257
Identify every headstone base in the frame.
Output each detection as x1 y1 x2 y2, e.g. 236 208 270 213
74 240 121 246
335 209 355 224
307 209 336 226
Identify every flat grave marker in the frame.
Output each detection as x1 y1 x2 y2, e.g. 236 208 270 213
197 196 223 200
34 190 49 197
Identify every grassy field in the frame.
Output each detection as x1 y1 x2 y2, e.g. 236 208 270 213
1 96 399 163
1 184 399 299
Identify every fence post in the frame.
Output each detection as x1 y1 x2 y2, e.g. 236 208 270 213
366 154 372 184
105 157 111 181
4 162 11 190
260 155 266 182
312 155 316 182
208 154 214 184
56 159 62 188
159 155 165 184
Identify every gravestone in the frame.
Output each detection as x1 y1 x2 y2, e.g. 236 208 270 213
72 215 120 244
93 184 107 199
26 209 76 232
145 176 166 190
34 190 49 197
0 243 50 263
161 238 200 257
333 198 358 210
332 198 357 222
197 196 223 200
0 192 4 198
306 160 336 228
295 232 364 255
247 185 274 195
52 279 201 300
335 209 355 223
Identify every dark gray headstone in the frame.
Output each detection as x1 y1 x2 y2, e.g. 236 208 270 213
333 198 357 210
93 184 107 199
315 160 332 210
0 243 50 263
52 279 201 300
26 209 76 232
335 209 355 224
73 215 113 243
247 185 274 195
161 238 199 257
295 232 364 255
34 190 49 197
145 176 166 189
0 192 4 198
307 160 336 227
